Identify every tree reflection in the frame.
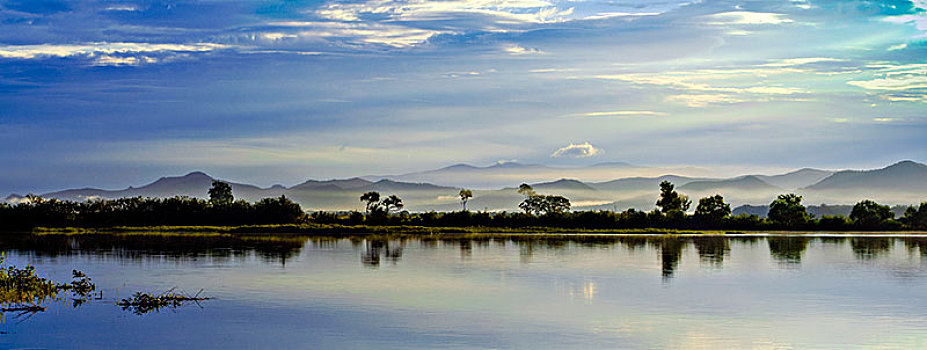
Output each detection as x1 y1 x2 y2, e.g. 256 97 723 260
459 240 472 260
902 237 927 257
657 238 686 280
361 239 404 267
693 236 730 267
850 238 892 261
0 233 307 266
767 236 810 264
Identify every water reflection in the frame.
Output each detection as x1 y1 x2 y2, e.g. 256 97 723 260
657 238 684 279
902 237 927 257
850 238 893 261
0 233 307 266
692 236 730 267
361 240 404 267
2 233 926 349
1 234 925 277
767 236 811 264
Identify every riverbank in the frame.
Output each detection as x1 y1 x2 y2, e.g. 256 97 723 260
25 224 927 237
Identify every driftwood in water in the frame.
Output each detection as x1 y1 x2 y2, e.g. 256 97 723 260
117 288 210 315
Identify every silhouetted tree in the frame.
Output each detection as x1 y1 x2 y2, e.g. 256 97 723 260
768 194 809 228
850 200 894 229
381 195 404 213
656 181 690 214
459 189 473 211
694 194 731 226
519 194 571 215
902 202 927 230
360 191 381 214
208 180 234 207
518 183 535 197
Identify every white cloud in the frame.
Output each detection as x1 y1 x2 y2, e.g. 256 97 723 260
582 110 667 117
759 57 845 67
551 142 602 158
665 94 745 107
582 12 660 21
887 43 908 51
743 86 805 94
266 21 448 48
105 5 141 12
704 11 793 25
315 0 576 25
0 42 228 61
93 55 158 66
847 63 927 91
503 44 543 55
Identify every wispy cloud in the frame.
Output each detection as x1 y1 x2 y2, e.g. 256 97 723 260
582 110 667 117
503 44 543 55
847 64 927 90
315 0 576 25
0 42 228 64
704 11 793 25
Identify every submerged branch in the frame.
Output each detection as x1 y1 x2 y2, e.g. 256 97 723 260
117 288 211 315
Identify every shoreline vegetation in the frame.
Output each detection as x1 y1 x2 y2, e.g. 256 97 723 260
27 225 927 236
3 180 927 234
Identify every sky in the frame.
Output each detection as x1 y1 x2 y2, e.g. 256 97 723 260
1 0 926 193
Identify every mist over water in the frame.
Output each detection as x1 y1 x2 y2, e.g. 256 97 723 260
2 234 926 349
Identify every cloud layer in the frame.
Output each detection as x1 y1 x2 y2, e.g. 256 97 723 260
0 0 926 193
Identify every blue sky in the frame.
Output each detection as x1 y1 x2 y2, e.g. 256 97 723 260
1 0 926 193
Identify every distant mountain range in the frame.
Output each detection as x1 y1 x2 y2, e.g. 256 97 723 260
362 161 715 189
7 160 927 212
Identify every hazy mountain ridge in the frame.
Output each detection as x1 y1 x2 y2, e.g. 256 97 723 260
363 161 714 189
8 161 927 212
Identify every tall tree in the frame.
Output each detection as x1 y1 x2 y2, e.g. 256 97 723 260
850 199 894 228
768 193 809 228
518 183 535 197
519 194 571 215
360 191 381 214
459 189 473 211
208 180 233 207
694 194 731 225
902 202 927 230
381 195 404 213
656 181 690 213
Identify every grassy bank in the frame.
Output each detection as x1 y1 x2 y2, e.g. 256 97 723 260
30 224 729 236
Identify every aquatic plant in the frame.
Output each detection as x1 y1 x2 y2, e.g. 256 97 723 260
117 288 210 315
0 257 97 317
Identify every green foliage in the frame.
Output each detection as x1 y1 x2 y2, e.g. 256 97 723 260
0 258 96 312
0 195 306 229
816 215 850 230
902 202 927 230
359 192 403 215
519 195 571 215
0 259 58 309
656 181 690 214
694 195 731 225
768 194 809 228
850 200 894 229
208 181 234 207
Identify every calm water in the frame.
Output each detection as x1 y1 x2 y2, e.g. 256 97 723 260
1 233 926 349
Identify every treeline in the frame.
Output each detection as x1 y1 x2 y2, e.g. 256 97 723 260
4 179 927 231
0 181 304 230
314 181 927 231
